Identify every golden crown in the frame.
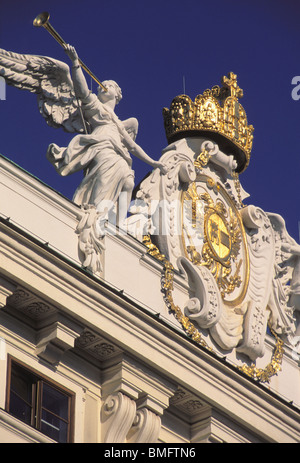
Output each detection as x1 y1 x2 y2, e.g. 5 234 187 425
163 72 254 173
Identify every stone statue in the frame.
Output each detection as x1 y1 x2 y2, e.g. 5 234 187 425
47 45 166 224
0 45 166 226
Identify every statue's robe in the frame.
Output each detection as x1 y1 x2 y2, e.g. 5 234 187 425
47 92 134 211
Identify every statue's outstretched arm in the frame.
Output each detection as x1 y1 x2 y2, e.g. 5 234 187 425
119 124 167 173
64 44 89 100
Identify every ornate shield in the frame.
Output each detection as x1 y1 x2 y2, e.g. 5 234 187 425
181 173 249 307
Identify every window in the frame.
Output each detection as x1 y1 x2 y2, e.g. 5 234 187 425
6 358 74 443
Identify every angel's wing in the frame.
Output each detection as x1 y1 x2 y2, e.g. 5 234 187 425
0 48 86 133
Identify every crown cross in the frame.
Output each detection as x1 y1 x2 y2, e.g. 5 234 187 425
222 72 243 99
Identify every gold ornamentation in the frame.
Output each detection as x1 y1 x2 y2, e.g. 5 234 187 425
142 235 284 383
232 171 244 207
143 235 210 349
202 199 242 298
163 72 254 173
182 178 249 306
194 148 211 170
142 235 166 262
238 330 284 383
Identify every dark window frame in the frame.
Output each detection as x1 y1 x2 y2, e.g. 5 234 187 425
5 355 75 443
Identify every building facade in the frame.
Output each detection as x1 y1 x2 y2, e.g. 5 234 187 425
0 152 300 444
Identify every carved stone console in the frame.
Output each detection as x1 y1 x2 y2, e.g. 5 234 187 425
100 356 176 443
101 392 137 443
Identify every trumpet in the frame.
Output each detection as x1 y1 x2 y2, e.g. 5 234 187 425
33 12 107 91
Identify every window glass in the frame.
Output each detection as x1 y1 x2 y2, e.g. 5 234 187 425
42 382 69 421
9 391 32 425
11 366 34 403
41 409 68 443
7 360 73 443
41 382 69 442
9 365 35 425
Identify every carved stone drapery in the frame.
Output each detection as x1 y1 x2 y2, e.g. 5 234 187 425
76 204 105 275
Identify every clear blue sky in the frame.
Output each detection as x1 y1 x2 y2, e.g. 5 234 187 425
0 0 299 241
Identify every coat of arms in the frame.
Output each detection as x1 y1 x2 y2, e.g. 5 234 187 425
126 72 300 383
182 175 249 307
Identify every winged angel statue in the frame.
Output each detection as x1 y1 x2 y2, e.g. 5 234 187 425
0 45 167 271
0 45 166 223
